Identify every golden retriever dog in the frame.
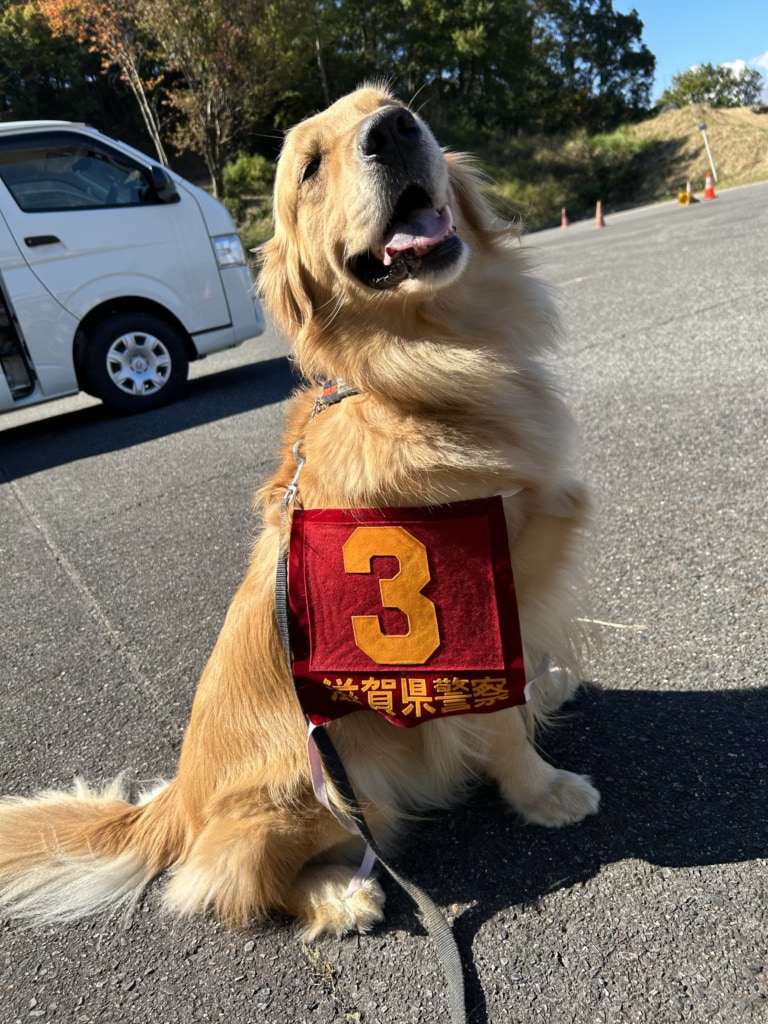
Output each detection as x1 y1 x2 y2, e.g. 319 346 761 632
0 85 599 939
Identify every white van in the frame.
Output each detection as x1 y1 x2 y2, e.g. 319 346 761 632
0 121 265 413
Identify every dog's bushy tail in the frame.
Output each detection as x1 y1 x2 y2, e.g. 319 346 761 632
0 776 187 924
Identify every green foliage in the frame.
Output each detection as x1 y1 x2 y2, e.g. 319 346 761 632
222 152 275 200
221 152 276 223
589 125 645 156
236 207 275 257
478 125 658 229
491 173 567 229
221 151 276 253
22 0 658 194
660 63 764 109
273 0 654 144
139 0 315 194
221 122 662 244
529 0 655 132
0 1 102 122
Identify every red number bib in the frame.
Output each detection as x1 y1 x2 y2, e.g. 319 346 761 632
288 496 527 728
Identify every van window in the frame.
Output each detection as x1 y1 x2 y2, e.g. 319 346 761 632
0 132 159 212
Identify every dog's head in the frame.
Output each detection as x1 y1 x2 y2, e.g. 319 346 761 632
260 86 501 365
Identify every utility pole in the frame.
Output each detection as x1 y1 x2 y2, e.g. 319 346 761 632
699 123 718 182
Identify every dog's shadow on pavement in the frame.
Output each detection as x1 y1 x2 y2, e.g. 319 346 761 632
383 686 768 1022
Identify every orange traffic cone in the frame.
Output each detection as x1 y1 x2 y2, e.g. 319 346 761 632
594 200 605 229
561 207 568 229
703 173 717 200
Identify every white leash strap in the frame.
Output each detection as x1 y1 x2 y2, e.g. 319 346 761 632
306 725 377 897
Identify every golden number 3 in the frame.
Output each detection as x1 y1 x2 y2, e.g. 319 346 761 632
342 525 440 665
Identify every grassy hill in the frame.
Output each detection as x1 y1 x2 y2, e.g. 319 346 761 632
632 104 768 193
485 104 768 230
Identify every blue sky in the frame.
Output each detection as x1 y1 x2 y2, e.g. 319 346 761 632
625 0 768 100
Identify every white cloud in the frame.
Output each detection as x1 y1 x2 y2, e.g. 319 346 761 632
722 53 768 101
748 52 768 100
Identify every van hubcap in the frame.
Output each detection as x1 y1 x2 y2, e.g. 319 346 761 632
107 331 172 396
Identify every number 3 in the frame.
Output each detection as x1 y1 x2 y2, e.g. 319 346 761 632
342 526 441 665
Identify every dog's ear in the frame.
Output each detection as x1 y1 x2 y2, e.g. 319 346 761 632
258 232 314 339
445 153 506 243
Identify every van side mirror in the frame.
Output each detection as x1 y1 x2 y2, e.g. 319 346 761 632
150 166 179 203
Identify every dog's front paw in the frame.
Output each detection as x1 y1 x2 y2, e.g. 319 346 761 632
516 769 600 828
294 866 386 940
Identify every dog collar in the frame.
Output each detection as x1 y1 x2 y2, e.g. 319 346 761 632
311 378 358 419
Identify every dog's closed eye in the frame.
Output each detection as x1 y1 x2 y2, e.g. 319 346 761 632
301 156 322 183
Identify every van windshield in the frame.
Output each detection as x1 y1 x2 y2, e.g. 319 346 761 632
0 132 160 212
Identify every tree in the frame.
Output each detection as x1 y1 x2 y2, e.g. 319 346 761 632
37 0 169 164
16 0 659 189
294 0 541 140
531 0 655 132
398 0 534 137
0 1 101 121
140 0 315 195
660 62 764 108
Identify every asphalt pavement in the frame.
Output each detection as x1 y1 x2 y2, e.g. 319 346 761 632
1 180 766 1024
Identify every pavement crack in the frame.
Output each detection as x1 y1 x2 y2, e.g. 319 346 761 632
7 477 171 720
569 291 756 356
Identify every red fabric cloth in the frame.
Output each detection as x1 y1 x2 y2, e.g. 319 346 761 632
288 496 526 727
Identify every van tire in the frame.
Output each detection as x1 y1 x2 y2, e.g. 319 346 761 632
81 313 189 412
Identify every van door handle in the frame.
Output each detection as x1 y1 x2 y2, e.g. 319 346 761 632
24 235 61 247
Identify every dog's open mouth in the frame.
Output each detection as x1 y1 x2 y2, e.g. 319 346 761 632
349 185 463 290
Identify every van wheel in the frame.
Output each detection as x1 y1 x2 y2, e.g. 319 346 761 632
82 313 189 412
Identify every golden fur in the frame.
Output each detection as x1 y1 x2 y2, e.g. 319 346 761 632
0 86 599 939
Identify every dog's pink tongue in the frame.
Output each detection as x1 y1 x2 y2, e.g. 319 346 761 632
382 206 453 266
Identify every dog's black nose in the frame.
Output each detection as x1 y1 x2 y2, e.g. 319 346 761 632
358 106 420 163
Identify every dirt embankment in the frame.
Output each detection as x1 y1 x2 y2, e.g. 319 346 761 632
631 104 768 196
